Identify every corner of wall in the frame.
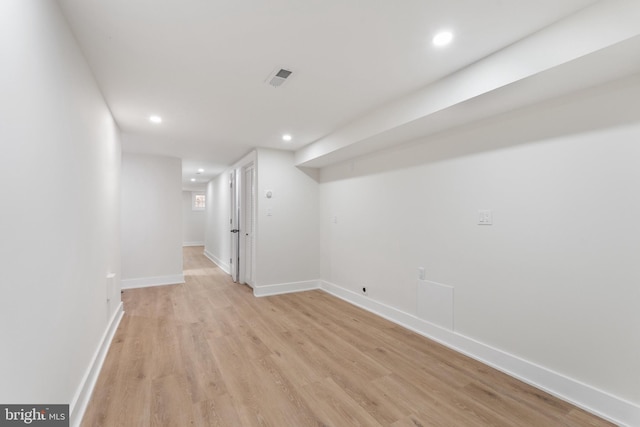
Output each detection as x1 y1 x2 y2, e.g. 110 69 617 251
204 250 231 275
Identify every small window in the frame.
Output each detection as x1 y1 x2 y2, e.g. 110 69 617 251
192 193 205 211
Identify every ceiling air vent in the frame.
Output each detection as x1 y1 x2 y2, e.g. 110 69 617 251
266 68 293 87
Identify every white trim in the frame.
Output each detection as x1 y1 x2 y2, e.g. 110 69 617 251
70 302 124 427
238 160 256 287
319 280 640 427
204 250 230 274
183 241 204 247
121 274 185 290
253 280 320 297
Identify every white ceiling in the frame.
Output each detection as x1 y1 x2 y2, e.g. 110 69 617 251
58 0 598 188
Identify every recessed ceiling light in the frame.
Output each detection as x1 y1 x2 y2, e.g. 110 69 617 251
149 115 162 123
432 31 453 47
197 168 204 173
190 178 196 182
282 134 292 142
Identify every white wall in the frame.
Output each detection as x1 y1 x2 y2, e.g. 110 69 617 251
319 74 640 413
0 0 121 418
121 153 183 288
254 148 320 288
204 149 320 289
204 169 231 272
295 0 640 168
182 191 205 246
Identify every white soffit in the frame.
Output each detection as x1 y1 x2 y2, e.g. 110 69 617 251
294 0 640 168
58 0 598 179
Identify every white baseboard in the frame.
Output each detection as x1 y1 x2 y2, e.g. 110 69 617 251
253 280 320 297
203 250 230 274
183 241 204 247
319 280 639 427
121 274 185 290
70 302 124 427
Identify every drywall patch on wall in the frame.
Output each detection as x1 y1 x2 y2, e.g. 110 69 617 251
417 280 454 331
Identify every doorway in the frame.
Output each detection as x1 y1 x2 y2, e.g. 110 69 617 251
229 160 256 286
229 170 240 282
239 162 255 287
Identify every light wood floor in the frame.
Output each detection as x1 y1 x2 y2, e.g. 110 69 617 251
82 246 613 426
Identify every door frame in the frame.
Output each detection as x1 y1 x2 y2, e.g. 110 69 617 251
229 169 240 282
239 161 256 287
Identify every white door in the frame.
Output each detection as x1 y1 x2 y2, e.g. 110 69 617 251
229 170 240 282
240 163 255 286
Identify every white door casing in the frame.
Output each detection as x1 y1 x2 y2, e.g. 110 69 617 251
229 170 240 282
239 162 255 287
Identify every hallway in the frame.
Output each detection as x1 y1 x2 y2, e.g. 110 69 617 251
81 247 612 426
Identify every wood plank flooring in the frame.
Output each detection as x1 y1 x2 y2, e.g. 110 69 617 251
81 246 613 426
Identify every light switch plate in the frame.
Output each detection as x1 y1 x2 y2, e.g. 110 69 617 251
478 209 493 225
